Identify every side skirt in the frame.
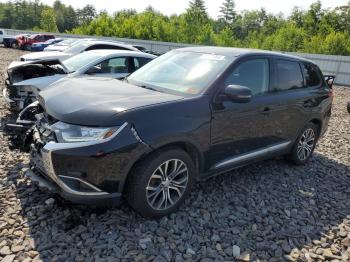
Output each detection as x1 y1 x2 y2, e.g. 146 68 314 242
199 141 291 180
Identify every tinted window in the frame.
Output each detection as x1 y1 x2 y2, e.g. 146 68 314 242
85 44 129 51
225 59 269 95
276 60 304 91
93 57 129 74
36 35 45 41
0 31 3 35
44 35 54 40
134 57 152 70
303 63 322 87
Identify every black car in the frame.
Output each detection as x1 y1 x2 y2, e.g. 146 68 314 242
25 47 333 218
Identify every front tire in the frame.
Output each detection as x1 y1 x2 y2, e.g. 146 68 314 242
126 147 196 218
288 123 319 165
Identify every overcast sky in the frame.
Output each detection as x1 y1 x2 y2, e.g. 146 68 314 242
13 0 350 18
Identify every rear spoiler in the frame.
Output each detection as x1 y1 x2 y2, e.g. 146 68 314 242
324 75 335 88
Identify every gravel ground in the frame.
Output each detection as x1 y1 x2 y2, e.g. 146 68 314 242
0 47 349 262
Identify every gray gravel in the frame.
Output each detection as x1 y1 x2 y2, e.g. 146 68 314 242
0 47 350 262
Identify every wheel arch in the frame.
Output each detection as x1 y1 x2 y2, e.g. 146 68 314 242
309 118 322 137
122 140 205 194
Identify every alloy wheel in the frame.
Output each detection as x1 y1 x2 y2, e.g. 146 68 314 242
146 159 189 211
297 128 315 161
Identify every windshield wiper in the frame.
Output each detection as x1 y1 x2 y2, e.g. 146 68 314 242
139 85 160 92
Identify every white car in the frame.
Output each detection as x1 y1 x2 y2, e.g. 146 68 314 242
43 38 81 52
4 50 156 110
0 29 6 43
19 40 140 62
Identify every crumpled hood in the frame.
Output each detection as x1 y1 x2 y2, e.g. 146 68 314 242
20 51 71 61
39 77 184 126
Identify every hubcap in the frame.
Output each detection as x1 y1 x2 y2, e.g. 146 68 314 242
146 159 189 211
297 128 315 161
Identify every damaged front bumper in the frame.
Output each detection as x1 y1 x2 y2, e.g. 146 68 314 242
1 102 42 144
2 85 36 111
27 119 151 206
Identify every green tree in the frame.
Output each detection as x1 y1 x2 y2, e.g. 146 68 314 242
40 8 58 32
219 0 236 23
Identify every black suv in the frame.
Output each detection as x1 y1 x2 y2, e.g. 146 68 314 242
26 47 333 218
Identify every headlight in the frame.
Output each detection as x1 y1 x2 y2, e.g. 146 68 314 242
50 121 118 143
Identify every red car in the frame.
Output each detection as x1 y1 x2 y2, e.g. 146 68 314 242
19 34 55 50
15 34 30 49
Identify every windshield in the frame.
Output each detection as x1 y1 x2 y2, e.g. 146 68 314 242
127 51 232 95
63 41 89 54
57 38 79 46
62 51 103 73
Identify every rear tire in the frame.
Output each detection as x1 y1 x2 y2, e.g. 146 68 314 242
287 123 319 165
126 147 196 218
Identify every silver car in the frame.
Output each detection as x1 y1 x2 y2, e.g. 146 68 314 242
18 40 140 62
3 50 156 110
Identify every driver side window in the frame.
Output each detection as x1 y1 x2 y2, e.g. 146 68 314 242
225 58 270 96
90 57 129 74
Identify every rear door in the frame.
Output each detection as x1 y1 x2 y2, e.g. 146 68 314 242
270 57 313 143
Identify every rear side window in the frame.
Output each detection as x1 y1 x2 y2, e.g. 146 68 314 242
134 57 152 70
275 60 304 91
303 63 322 87
224 58 270 96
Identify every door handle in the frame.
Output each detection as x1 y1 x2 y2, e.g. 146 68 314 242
260 107 271 115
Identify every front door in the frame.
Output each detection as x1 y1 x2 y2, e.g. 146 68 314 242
209 57 283 169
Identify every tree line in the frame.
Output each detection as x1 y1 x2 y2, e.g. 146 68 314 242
0 0 97 32
1 0 350 55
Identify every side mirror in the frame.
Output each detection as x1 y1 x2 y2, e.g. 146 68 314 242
324 75 335 88
224 85 252 103
86 66 100 75
116 73 130 80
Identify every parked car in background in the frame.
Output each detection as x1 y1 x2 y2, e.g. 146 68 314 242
31 38 63 52
3 50 156 110
20 34 55 50
19 40 140 62
44 38 81 52
24 47 333 218
16 34 32 49
3 36 17 48
0 29 7 43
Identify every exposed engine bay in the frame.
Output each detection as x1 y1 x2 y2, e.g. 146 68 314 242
7 60 66 84
5 60 67 110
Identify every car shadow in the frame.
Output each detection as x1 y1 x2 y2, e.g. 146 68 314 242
6 152 350 261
